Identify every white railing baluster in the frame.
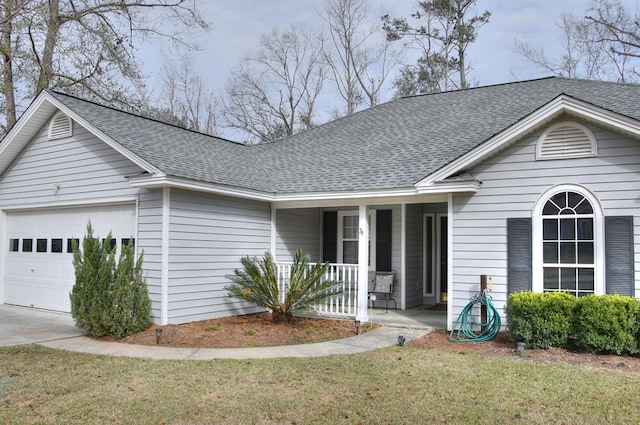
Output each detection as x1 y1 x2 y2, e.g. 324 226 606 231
274 261 359 319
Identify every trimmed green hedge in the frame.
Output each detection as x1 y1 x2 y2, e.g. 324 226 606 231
506 291 640 355
506 291 576 349
572 294 640 355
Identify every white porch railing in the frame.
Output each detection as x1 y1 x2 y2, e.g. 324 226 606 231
275 262 359 318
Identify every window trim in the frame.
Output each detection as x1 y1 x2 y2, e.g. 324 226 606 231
532 184 605 295
337 210 376 271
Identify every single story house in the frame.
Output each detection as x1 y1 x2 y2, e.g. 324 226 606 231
1 76 639 329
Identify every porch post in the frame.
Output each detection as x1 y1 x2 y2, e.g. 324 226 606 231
356 204 369 322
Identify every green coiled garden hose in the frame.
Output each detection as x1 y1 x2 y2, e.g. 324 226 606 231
448 291 501 342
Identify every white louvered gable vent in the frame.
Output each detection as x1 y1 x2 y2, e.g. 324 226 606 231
48 112 73 140
536 121 597 160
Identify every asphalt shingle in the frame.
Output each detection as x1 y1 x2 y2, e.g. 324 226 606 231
48 77 640 195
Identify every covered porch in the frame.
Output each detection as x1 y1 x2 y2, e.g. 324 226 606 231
272 197 452 327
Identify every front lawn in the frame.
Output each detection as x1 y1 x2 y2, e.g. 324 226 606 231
1 344 639 424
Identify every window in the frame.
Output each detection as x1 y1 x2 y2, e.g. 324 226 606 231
67 238 79 253
121 238 135 248
37 238 48 253
534 187 603 296
337 211 376 270
9 239 19 252
51 239 63 253
22 239 33 252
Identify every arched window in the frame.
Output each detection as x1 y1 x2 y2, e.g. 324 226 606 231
532 186 604 296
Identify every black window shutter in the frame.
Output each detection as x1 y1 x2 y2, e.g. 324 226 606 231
322 211 337 263
507 218 532 294
376 210 392 272
605 216 634 296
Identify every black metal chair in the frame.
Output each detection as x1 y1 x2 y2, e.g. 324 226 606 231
368 271 397 312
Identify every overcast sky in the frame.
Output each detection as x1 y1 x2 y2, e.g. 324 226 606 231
139 0 637 135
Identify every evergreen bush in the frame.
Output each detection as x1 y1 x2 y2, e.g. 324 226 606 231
571 294 640 355
506 291 576 349
70 222 150 339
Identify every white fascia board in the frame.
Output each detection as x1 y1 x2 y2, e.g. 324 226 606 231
41 93 163 175
417 95 640 187
128 175 459 208
128 175 275 202
0 92 54 175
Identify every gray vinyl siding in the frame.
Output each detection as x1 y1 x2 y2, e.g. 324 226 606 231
452 119 640 323
137 189 164 323
275 208 321 262
166 189 271 324
405 204 423 308
0 122 142 207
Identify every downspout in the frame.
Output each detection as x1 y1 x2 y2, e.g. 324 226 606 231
400 203 406 310
160 187 170 325
356 204 369 322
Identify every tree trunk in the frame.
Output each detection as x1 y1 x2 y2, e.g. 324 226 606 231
2 0 16 130
36 0 61 92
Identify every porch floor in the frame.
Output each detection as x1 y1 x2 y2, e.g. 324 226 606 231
367 305 447 330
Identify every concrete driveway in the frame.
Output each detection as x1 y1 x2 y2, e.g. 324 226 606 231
0 304 84 347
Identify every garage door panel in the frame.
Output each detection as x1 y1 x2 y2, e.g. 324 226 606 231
4 204 135 312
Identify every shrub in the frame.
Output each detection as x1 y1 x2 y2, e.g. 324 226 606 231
571 294 640 355
226 250 342 323
506 291 576 349
70 222 151 339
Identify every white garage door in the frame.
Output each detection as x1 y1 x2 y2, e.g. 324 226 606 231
4 203 136 312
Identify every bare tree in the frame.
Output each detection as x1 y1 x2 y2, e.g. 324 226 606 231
320 0 398 117
0 0 209 134
221 26 325 144
515 1 638 83
383 0 490 94
150 54 220 136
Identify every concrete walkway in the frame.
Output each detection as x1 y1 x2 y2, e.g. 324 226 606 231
1 305 431 360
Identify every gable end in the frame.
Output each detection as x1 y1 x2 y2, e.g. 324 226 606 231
536 121 597 160
48 112 73 140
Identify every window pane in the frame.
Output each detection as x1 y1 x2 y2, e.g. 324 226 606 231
577 242 594 264
543 219 557 240
550 192 566 209
542 200 560 215
543 268 559 291
567 192 583 209
577 218 593 240
51 239 63 253
9 239 19 252
543 242 558 263
575 200 593 214
578 269 595 292
559 218 575 240
343 216 358 239
22 239 32 252
343 241 358 264
37 239 47 252
561 268 577 291
122 238 135 248
559 242 576 263
67 238 79 253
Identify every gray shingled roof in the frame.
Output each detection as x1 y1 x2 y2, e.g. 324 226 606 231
48 77 640 195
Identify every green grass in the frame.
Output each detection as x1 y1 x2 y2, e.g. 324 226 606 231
1 345 640 424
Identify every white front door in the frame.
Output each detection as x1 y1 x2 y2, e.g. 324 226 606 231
4 203 136 312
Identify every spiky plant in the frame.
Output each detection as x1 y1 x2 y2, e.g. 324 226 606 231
226 250 342 323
